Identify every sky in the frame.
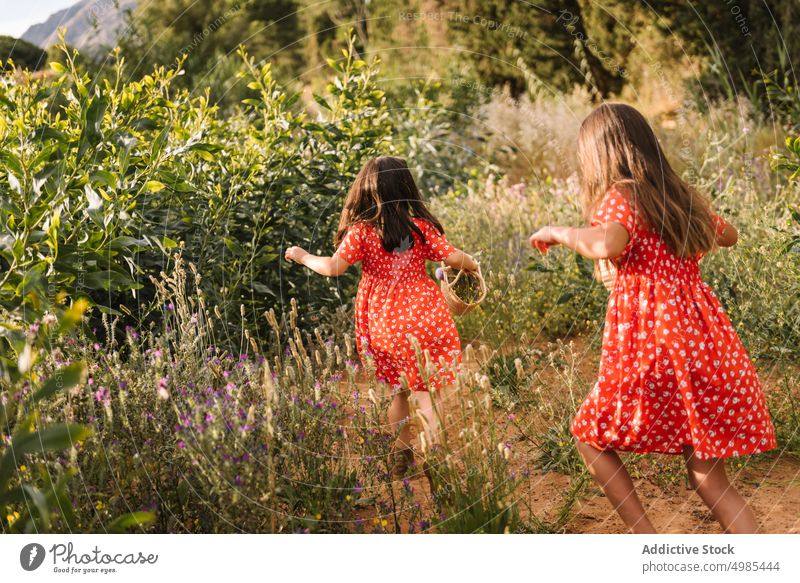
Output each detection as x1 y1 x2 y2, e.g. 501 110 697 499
0 0 79 38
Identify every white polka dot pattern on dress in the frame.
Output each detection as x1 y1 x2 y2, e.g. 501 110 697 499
334 218 461 392
570 186 777 460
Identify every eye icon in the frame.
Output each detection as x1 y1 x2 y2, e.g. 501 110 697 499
20 543 46 571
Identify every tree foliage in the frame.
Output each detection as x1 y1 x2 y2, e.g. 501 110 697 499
656 0 800 95
0 36 47 71
446 0 631 98
118 0 304 103
446 0 799 100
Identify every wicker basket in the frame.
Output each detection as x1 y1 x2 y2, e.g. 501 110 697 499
597 259 617 291
438 263 487 316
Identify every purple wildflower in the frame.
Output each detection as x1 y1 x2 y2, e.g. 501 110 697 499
94 386 110 404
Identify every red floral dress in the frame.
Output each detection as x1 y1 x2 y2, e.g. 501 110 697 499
571 187 777 459
334 218 461 392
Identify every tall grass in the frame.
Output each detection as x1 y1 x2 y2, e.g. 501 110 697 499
1 257 524 533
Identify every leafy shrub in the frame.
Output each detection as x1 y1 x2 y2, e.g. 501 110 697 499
388 81 483 197
0 36 391 336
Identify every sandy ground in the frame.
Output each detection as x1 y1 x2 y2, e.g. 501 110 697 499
513 432 800 534
359 341 800 534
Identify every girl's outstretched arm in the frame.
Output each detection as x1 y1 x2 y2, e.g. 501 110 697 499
444 249 479 272
285 246 351 277
529 224 629 260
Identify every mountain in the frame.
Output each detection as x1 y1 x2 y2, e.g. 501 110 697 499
21 0 137 50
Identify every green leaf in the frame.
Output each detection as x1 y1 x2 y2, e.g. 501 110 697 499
143 180 166 192
49 61 66 73
11 424 92 457
84 96 108 145
109 236 149 251
96 305 123 316
83 270 138 292
313 94 331 110
31 362 88 403
151 127 169 159
0 150 24 176
21 484 51 531
195 149 214 162
90 170 117 188
105 511 156 533
222 237 243 254
7 172 22 195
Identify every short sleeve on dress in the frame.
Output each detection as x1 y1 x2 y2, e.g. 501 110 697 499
418 220 454 262
591 187 637 259
333 224 365 264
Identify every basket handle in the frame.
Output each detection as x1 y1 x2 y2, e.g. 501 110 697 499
440 262 487 304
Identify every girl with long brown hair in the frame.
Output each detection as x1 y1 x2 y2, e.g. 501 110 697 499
529 103 776 533
285 156 478 477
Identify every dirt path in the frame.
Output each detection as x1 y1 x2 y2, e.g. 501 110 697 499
509 431 800 534
355 340 800 533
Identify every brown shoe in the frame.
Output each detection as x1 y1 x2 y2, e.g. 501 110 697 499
391 447 414 477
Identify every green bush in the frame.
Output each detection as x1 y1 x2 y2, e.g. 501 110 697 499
0 36 391 335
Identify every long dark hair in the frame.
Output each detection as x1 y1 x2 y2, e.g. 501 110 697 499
335 156 444 252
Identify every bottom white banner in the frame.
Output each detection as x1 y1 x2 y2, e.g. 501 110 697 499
1 534 797 582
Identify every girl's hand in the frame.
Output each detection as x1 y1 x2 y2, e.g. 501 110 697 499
284 246 309 264
529 227 561 255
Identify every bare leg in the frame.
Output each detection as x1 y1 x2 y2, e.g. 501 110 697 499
575 439 657 533
387 389 412 448
682 446 757 533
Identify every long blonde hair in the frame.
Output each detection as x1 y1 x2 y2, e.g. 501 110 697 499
578 103 717 258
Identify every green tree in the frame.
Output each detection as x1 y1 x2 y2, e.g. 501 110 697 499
446 0 630 97
654 1 800 100
0 36 47 71
119 0 304 101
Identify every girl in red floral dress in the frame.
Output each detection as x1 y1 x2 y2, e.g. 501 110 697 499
530 103 776 533
285 156 478 475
